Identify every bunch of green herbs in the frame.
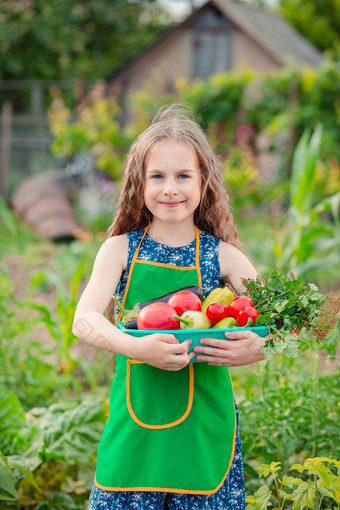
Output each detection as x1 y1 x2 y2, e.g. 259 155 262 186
242 271 325 358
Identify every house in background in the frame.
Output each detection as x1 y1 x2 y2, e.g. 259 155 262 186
106 0 324 101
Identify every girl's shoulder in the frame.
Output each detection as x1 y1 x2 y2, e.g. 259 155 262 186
99 234 129 271
218 240 258 286
218 240 249 269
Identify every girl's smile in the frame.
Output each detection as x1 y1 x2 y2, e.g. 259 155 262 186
160 200 186 207
144 139 201 224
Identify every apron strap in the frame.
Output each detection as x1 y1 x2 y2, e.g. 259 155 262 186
118 225 202 318
194 227 202 289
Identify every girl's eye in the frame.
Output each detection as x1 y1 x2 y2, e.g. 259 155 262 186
150 174 190 180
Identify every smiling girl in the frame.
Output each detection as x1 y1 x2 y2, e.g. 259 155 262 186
73 104 267 509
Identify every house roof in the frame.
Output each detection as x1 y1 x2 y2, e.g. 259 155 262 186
213 0 324 66
106 0 324 83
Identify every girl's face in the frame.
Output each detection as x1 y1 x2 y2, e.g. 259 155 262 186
143 139 202 225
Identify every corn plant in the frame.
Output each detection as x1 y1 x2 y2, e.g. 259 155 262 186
272 125 340 284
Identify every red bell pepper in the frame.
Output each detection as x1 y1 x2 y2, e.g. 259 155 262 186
229 296 254 319
237 306 259 327
205 303 231 326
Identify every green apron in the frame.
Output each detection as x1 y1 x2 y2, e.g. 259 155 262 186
95 226 236 494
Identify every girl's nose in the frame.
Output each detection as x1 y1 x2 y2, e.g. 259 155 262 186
163 179 178 196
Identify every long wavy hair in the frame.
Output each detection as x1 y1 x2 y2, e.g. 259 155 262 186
106 104 243 322
107 104 241 243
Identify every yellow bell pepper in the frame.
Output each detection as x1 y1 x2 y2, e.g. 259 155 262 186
201 286 234 313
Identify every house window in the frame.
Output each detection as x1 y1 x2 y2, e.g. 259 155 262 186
192 7 233 78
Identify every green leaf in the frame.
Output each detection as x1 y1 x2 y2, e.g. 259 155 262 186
0 197 17 237
290 464 310 473
11 464 41 493
0 466 17 499
256 462 281 478
35 503 50 510
292 481 315 510
314 191 340 226
0 492 16 501
281 475 303 487
328 474 340 499
290 124 323 218
0 386 26 447
253 484 272 510
0 452 8 467
70 260 85 299
35 493 79 510
41 399 106 463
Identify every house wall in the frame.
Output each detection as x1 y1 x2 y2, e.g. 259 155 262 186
116 28 194 99
232 30 280 72
112 28 280 102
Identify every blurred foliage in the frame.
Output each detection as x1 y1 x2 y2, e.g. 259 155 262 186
0 0 169 81
245 64 340 178
277 0 340 60
48 83 130 180
271 125 340 279
48 62 340 182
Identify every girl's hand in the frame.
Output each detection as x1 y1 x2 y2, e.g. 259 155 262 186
193 330 267 366
134 333 195 371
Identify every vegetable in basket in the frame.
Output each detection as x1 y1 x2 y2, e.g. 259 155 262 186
241 271 326 357
168 290 202 315
173 311 211 330
113 285 203 328
205 303 231 326
237 306 259 327
201 287 234 313
213 317 237 329
229 296 254 319
137 302 180 330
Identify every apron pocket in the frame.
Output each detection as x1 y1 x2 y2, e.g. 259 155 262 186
126 360 194 429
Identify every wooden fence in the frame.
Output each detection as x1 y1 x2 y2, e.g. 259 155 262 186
0 80 93 202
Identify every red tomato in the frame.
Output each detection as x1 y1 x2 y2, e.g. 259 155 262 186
229 296 254 319
137 302 179 330
237 306 259 327
167 290 202 316
206 303 231 326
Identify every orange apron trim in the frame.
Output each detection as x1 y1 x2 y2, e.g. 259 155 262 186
95 224 236 494
94 369 236 494
117 225 202 321
126 360 194 430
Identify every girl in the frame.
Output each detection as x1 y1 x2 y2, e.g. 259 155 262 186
73 104 267 510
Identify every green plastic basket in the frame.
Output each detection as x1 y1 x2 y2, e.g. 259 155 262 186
116 321 271 363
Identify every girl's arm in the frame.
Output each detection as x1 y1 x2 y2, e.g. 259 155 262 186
72 235 192 370
218 241 258 296
194 241 266 366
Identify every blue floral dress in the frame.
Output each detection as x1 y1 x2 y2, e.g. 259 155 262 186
88 229 246 510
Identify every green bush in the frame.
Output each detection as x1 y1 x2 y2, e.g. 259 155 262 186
232 327 339 497
246 458 340 510
48 62 340 184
